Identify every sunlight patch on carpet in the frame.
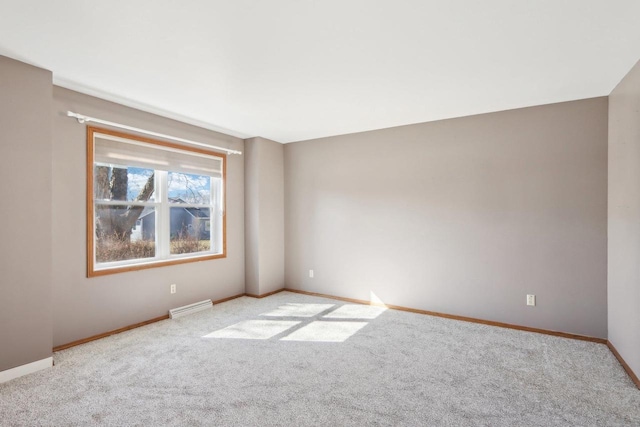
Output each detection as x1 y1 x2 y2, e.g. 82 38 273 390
323 304 387 319
203 320 300 340
260 303 335 317
281 321 368 342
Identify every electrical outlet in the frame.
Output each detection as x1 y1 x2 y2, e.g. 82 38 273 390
170 284 177 294
309 269 314 278
527 294 535 306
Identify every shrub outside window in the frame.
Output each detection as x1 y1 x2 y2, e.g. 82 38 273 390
87 126 226 277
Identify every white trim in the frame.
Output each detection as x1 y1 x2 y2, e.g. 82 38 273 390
94 200 158 207
0 357 53 384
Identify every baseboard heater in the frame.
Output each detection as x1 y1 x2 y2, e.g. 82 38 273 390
169 299 213 319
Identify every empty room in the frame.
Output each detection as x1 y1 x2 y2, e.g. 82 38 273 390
1 1 639 425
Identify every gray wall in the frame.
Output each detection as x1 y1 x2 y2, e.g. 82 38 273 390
608 59 640 377
52 87 245 347
245 138 261 295
0 56 53 371
285 98 608 338
244 137 285 295
0 53 621 372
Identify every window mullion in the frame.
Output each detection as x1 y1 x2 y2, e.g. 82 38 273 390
214 178 222 253
157 171 170 258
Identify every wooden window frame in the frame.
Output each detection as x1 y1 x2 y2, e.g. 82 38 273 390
87 126 227 277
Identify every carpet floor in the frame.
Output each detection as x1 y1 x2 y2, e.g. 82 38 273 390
1 291 639 426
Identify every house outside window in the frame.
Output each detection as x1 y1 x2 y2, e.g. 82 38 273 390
87 126 226 276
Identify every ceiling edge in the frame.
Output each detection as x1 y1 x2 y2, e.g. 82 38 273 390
53 77 253 140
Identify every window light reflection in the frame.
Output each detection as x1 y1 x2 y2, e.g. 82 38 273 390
203 320 300 340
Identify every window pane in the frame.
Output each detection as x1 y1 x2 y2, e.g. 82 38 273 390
94 165 156 202
95 206 156 262
167 172 211 204
89 128 226 276
170 207 211 254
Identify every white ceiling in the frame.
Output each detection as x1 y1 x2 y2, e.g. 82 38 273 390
1 1 639 143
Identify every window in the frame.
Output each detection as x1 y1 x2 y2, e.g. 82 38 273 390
87 126 226 276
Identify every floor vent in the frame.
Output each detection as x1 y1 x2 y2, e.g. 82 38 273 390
169 299 213 319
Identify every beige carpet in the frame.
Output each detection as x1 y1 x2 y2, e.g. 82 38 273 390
1 291 639 426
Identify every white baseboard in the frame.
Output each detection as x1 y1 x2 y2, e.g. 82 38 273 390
0 357 53 384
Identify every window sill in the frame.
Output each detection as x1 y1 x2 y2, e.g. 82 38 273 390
88 252 227 277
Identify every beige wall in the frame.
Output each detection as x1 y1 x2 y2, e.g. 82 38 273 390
52 87 245 347
0 53 624 374
608 59 640 377
285 98 608 338
0 56 53 371
245 139 261 295
244 137 285 295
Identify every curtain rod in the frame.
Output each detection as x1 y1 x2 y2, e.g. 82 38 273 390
66 111 242 155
